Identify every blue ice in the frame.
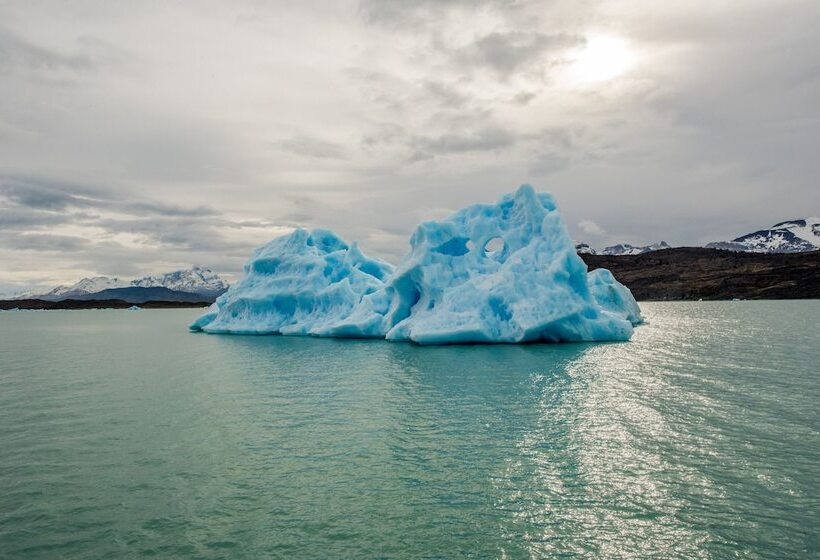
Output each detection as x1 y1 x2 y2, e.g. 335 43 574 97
190 228 393 336
191 186 643 344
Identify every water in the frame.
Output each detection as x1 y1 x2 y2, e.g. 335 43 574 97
0 302 818 559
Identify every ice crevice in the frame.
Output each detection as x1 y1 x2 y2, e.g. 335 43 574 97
190 185 643 344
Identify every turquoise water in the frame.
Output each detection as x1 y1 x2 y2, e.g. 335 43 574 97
0 302 818 559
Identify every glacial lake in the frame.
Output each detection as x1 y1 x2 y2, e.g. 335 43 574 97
0 302 818 559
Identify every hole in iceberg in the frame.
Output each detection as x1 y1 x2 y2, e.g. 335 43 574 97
433 237 471 256
484 237 505 261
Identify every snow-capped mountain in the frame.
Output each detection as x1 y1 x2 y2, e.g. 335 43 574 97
706 217 820 253
601 241 671 256
130 266 228 296
575 241 670 256
40 276 129 299
576 216 820 256
32 267 228 300
0 287 37 300
574 243 597 255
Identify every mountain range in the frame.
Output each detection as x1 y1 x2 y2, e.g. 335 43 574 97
3 217 817 303
704 217 820 253
577 217 820 255
576 241 672 256
32 266 228 301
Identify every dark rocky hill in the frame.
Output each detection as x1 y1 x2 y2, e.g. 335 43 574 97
582 248 820 300
70 286 212 303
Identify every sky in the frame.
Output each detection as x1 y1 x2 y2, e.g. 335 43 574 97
1 0 819 290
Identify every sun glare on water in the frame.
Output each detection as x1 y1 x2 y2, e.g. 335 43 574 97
570 35 637 84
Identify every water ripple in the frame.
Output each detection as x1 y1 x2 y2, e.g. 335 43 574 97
0 303 818 558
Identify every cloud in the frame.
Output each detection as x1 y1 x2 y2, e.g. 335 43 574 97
358 0 509 26
578 219 606 237
453 31 580 78
274 135 346 159
422 80 469 108
124 201 217 218
0 28 95 75
92 216 250 253
1 0 819 287
411 126 516 160
2 233 91 251
0 175 216 217
0 177 101 210
0 172 280 284
0 208 77 230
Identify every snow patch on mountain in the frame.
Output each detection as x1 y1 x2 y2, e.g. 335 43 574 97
29 267 228 300
574 243 597 255
41 276 129 298
131 266 228 295
706 217 820 253
575 241 670 256
602 241 671 256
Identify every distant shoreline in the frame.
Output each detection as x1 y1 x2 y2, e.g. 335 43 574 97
3 298 818 311
0 299 211 310
4 247 819 310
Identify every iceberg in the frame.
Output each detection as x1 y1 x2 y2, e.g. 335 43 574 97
190 228 393 336
191 185 643 344
586 268 643 325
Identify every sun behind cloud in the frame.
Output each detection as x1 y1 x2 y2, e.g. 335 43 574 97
569 35 637 84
